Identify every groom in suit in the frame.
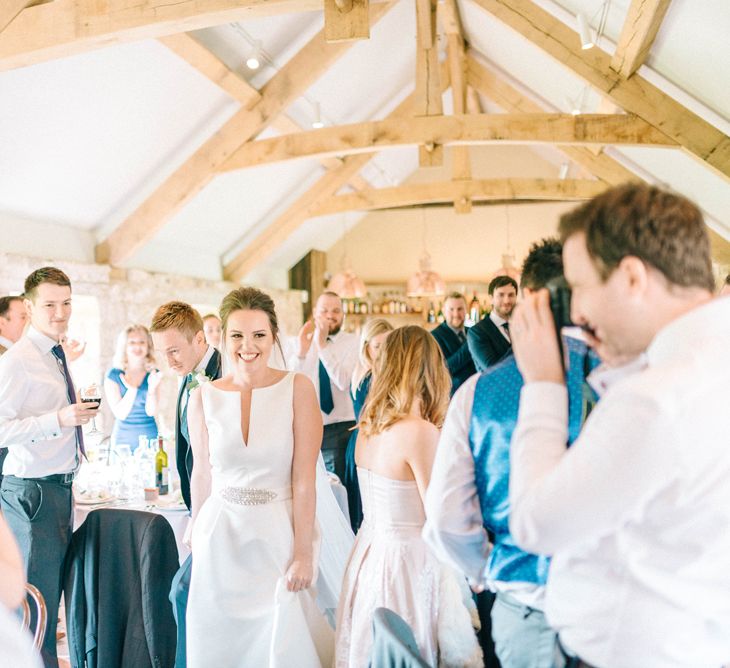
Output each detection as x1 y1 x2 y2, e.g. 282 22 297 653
0 295 27 484
430 292 476 395
467 275 518 372
151 301 222 668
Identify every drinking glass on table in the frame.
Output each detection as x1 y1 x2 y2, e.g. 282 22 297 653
79 384 102 435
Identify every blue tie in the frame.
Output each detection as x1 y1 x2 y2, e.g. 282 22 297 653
180 373 193 442
318 361 334 414
52 344 86 460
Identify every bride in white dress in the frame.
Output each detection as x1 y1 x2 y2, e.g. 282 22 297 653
185 287 349 667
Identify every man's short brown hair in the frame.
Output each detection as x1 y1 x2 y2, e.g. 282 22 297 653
488 275 518 296
23 267 71 301
444 291 466 303
150 301 204 341
0 296 22 318
559 183 714 292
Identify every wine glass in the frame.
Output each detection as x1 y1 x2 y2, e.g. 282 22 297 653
79 384 102 435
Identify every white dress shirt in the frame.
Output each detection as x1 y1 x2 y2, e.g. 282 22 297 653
288 330 357 425
510 297 730 667
0 327 78 477
423 376 490 581
489 310 511 342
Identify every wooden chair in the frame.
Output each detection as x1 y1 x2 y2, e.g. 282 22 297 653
20 583 47 651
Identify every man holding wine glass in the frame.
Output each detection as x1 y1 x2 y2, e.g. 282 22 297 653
0 266 100 668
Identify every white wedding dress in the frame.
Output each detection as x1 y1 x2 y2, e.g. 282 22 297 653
187 373 347 667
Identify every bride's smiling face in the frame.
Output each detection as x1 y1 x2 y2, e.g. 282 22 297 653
225 309 273 371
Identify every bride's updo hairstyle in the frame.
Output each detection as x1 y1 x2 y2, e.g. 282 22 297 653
219 287 282 353
358 325 450 437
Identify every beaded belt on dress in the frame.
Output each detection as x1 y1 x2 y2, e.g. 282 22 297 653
219 486 290 505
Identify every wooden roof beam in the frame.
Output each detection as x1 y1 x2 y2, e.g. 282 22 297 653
325 0 370 42
0 0 41 35
0 0 327 72
466 51 638 185
415 0 443 166
219 113 676 172
469 0 730 184
95 2 396 266
610 0 673 78
159 33 371 190
312 178 609 216
440 0 472 213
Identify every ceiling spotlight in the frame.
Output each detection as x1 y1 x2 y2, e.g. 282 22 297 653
576 13 594 50
246 40 262 70
559 162 570 180
311 102 325 129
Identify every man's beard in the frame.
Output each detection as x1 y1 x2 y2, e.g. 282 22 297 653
328 322 342 336
496 306 514 320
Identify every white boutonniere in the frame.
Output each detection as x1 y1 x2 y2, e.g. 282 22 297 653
186 371 211 392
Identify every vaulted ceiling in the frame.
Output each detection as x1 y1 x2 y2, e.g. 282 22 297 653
1 0 729 287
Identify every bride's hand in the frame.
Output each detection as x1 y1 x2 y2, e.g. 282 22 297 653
285 557 313 592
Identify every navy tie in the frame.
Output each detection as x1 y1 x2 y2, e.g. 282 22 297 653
51 344 86 460
318 361 334 415
502 322 511 341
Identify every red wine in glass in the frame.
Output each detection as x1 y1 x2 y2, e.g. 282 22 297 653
80 386 102 435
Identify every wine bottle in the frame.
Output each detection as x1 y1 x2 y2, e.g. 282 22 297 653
155 436 169 495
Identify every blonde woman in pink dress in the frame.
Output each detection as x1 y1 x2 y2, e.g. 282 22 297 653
335 326 481 667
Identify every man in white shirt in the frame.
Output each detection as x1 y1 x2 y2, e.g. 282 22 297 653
509 183 730 667
0 267 100 667
288 292 357 488
0 295 28 484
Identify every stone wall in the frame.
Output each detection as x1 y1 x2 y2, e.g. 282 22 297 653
0 252 304 437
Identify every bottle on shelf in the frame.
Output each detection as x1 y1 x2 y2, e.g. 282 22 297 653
436 302 444 324
427 302 436 323
155 436 169 495
382 293 390 315
469 293 481 324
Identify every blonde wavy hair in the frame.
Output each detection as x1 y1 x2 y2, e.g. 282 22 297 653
352 318 394 391
358 325 450 437
112 324 156 371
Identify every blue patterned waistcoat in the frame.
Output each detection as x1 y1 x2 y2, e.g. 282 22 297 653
468 336 598 585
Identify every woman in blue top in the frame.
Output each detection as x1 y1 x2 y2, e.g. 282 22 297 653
344 318 393 532
104 324 162 452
